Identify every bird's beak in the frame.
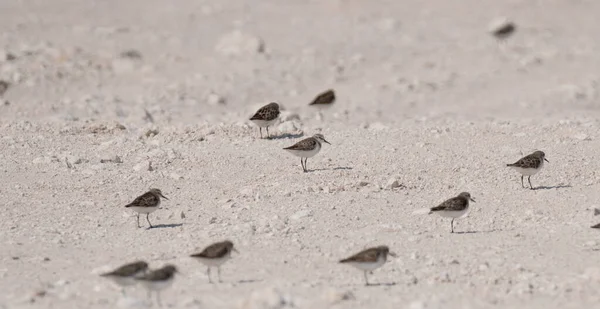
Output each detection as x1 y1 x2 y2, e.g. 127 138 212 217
160 194 169 200
470 198 476 203
544 158 549 163
324 139 331 145
389 252 398 258
233 248 239 254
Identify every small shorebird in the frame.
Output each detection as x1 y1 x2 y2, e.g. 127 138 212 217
339 246 396 286
414 192 475 233
249 102 280 138
136 264 178 307
125 188 169 228
490 20 516 40
190 240 238 283
100 261 148 295
309 89 336 108
506 151 549 190
309 89 336 119
283 134 331 172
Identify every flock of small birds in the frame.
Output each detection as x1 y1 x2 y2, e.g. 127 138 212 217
98 22 542 306
99 82 555 306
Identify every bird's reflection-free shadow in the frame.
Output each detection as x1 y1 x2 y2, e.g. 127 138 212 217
306 166 353 173
367 281 397 287
148 223 183 230
535 185 572 190
236 279 263 284
454 229 500 235
268 132 304 140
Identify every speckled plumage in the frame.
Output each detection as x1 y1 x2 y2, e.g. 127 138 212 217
283 137 319 152
191 241 235 259
283 134 331 172
309 89 336 106
507 151 545 169
125 188 169 228
507 151 549 189
136 265 178 307
250 102 280 138
430 193 471 213
137 265 177 282
340 246 390 264
428 192 475 233
101 261 149 278
339 246 395 285
100 261 149 292
190 241 237 283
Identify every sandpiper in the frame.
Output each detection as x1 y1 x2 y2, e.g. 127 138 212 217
100 261 148 294
190 240 238 283
283 134 331 172
339 246 396 286
507 151 549 190
414 192 475 233
249 102 280 138
136 264 178 307
125 188 169 228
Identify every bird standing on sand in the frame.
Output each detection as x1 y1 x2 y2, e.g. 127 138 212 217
413 192 475 233
190 240 238 283
249 102 280 139
125 188 169 228
100 261 148 295
283 134 331 172
339 246 396 286
506 151 549 190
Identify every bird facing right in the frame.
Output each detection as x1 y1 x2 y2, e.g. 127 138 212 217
309 89 336 109
124 188 169 228
339 246 396 286
190 240 238 283
100 261 148 294
249 102 280 139
283 134 331 172
506 150 549 190
136 264 178 307
413 192 475 233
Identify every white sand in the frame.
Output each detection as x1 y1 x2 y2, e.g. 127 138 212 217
2 0 600 308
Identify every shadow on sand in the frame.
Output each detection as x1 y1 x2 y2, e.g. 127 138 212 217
454 229 500 235
148 223 183 230
366 282 398 287
305 166 353 173
266 132 305 140
534 184 572 190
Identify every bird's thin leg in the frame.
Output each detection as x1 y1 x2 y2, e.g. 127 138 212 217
266 126 270 138
136 213 141 228
451 219 455 233
528 176 534 190
259 127 263 139
207 267 213 284
364 271 369 286
218 267 222 283
300 158 305 172
146 290 152 306
146 214 153 228
304 158 308 172
157 291 162 307
521 175 524 188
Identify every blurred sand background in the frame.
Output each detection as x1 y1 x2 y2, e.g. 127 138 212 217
2 0 600 308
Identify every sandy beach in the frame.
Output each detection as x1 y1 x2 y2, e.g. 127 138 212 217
2 0 600 308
